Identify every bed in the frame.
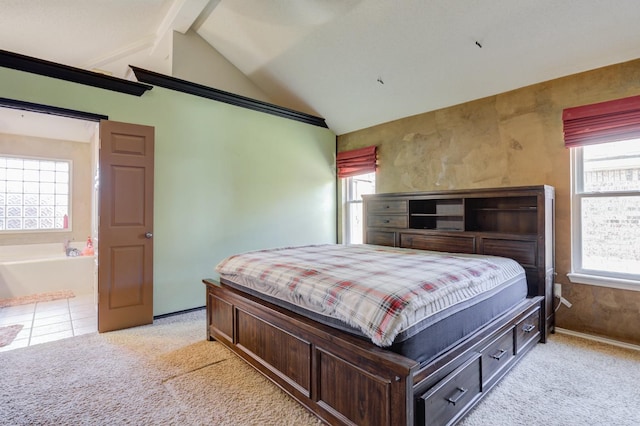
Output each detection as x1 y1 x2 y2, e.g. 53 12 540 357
204 185 553 426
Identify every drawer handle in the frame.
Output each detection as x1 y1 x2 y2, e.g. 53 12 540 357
523 324 536 333
490 349 507 360
383 219 390 223
446 387 468 406
385 205 390 209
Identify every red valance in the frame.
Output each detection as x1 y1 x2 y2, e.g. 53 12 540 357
336 146 377 178
563 94 640 148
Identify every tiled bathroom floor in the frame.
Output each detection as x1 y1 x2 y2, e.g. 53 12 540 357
0 293 97 352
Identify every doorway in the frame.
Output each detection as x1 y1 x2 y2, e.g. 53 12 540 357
0 102 155 352
0 106 100 351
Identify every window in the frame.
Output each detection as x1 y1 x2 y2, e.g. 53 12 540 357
0 156 71 231
337 145 377 244
344 172 375 244
564 95 640 289
571 139 640 286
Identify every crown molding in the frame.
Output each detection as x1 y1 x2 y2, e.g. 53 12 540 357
0 49 152 96
0 97 108 122
130 66 328 129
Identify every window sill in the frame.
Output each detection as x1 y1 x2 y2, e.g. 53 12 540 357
567 273 640 292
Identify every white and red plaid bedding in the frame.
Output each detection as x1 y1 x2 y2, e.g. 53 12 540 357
215 244 525 347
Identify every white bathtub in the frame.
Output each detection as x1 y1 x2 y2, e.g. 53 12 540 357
0 243 96 299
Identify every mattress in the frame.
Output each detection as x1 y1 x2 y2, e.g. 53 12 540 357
215 244 528 362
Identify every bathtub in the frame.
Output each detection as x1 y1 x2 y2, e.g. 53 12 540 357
0 243 96 299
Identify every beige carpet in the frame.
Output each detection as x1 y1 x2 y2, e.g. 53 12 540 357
459 333 640 426
0 309 639 425
0 289 75 308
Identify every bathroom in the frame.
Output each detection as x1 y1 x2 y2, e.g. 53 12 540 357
0 108 99 349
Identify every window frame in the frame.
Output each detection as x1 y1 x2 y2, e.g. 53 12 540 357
342 172 375 244
569 145 640 291
0 154 73 234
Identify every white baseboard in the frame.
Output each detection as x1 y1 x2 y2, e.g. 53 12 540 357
555 327 640 352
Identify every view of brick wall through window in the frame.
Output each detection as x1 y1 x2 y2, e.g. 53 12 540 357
581 140 640 275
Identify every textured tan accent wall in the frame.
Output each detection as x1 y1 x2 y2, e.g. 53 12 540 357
338 59 640 345
0 133 92 246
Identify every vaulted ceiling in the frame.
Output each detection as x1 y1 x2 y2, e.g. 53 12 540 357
2 0 640 135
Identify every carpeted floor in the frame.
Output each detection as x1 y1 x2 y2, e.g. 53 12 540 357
458 333 640 426
0 309 638 425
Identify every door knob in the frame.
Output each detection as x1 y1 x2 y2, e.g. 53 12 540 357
145 232 153 239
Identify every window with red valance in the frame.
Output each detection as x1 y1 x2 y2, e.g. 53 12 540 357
563 95 640 289
563 94 640 147
336 146 377 178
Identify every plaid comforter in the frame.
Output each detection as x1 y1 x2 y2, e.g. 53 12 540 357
215 244 524 347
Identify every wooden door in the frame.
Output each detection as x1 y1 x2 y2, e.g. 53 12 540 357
98 120 154 332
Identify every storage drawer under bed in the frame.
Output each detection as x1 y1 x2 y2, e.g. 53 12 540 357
516 306 541 352
417 354 481 426
414 298 542 426
480 326 516 389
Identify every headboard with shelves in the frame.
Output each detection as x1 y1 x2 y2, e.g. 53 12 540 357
363 185 555 339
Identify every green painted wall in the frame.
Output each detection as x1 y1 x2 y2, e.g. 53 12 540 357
0 67 337 315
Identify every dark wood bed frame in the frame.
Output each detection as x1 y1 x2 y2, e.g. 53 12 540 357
204 185 554 425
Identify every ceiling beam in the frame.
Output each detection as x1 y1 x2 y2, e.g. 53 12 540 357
81 0 214 72
82 35 156 71
156 0 213 36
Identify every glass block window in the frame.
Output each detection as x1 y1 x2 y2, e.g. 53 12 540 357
0 156 70 231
